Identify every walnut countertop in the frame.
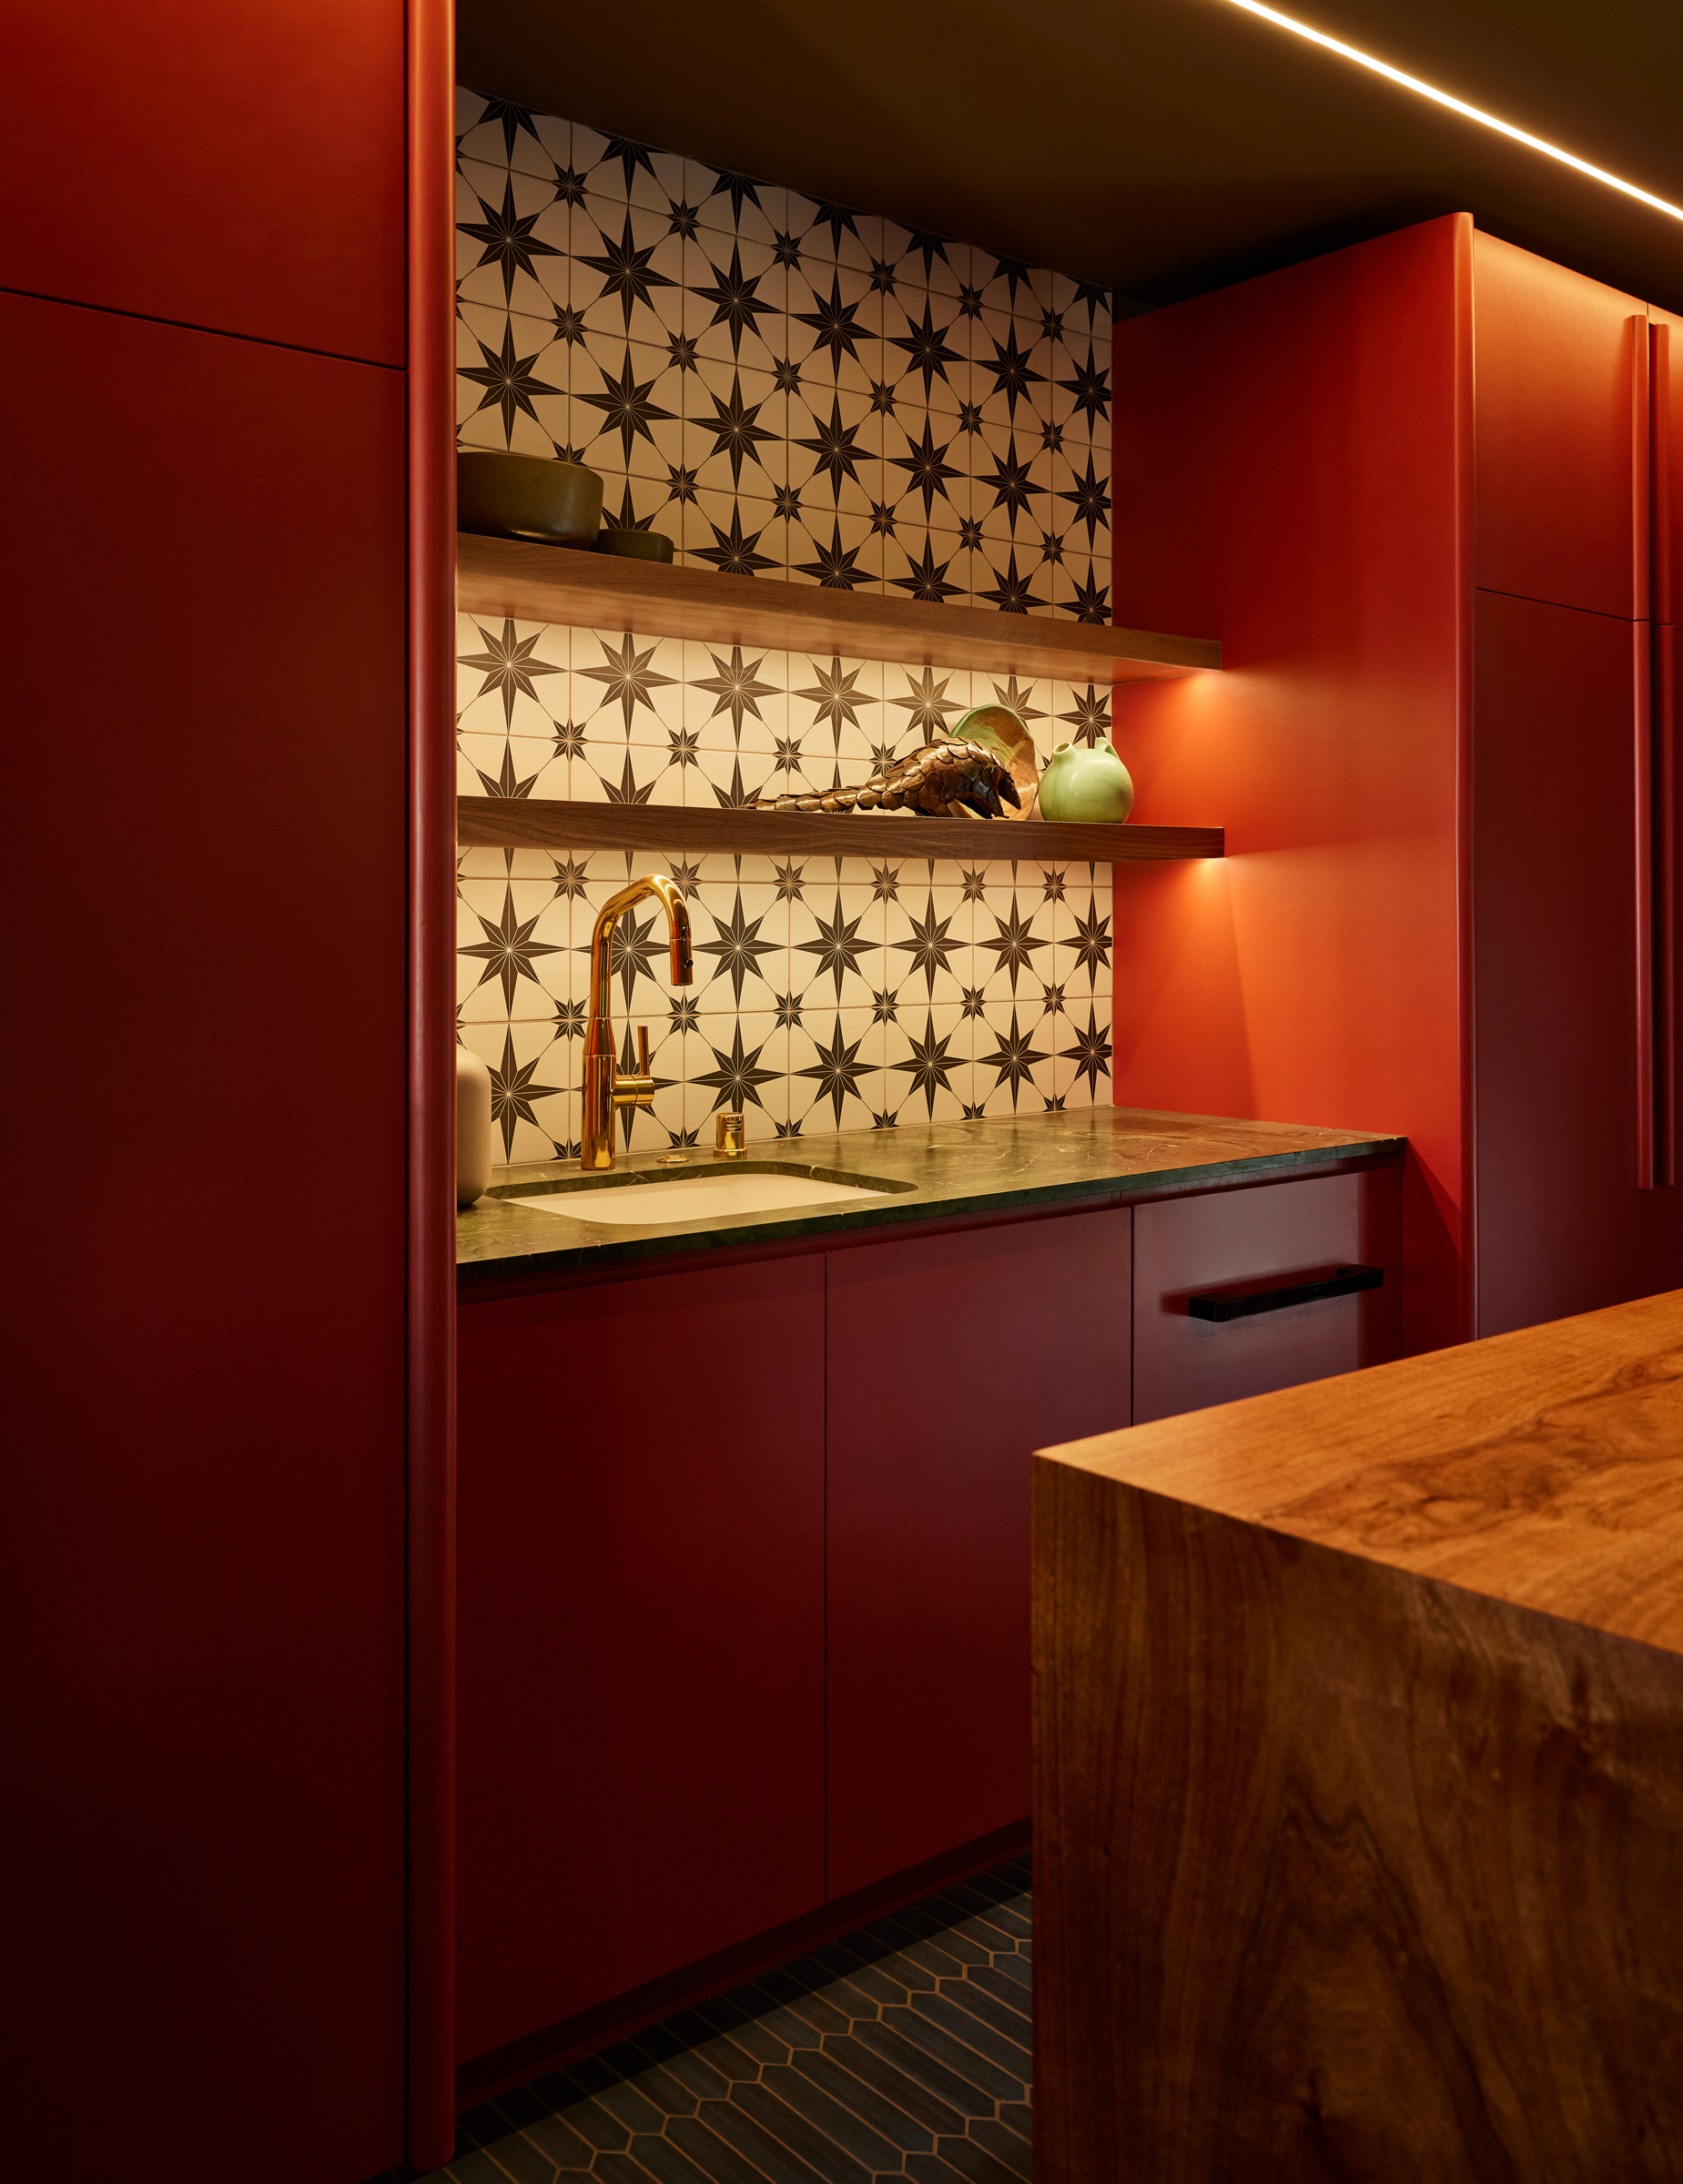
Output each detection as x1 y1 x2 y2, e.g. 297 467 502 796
1039 1282 1683 1653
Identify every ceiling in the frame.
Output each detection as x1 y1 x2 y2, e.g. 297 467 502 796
457 0 1683 313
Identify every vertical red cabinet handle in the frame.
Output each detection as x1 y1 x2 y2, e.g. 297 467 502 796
1637 622 1658 1187
1655 321 1674 628
1633 319 1657 1187
1656 324 1677 1184
1658 620 1678 1187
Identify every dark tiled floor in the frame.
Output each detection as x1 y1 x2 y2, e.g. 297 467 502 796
368 1856 1031 2184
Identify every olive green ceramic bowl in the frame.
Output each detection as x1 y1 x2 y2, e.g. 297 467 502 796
457 451 603 547
594 527 675 563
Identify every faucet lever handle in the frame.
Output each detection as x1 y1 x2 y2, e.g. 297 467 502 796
636 1024 650 1076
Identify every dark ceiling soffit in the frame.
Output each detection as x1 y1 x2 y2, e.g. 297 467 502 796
457 0 1683 317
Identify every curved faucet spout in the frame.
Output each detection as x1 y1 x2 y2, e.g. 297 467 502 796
581 873 694 1170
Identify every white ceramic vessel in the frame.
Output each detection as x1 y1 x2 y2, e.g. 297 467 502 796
456 1046 493 1207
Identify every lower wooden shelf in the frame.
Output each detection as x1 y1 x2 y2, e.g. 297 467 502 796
456 797 1224 864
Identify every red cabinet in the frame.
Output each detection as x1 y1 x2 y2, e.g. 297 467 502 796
1132 1170 1401 1424
1 0 406 363
1110 215 1468 1358
1112 214 1683 1354
1474 235 1648 622
456 1256 826 2064
3 295 410 2180
453 1171 1401 2066
1472 592 1669 1330
1654 307 1683 630
824 1209 1131 1897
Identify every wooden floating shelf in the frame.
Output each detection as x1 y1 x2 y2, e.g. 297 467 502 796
457 532 1222 683
458 796 1224 864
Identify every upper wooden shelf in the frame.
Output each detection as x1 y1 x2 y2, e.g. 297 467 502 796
458 796 1223 864
456 532 1222 683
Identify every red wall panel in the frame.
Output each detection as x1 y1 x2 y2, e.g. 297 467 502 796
1474 233 1646 622
1110 215 1470 1355
0 296 408 2179
825 1209 1130 1898
456 1258 826 2065
1 0 405 363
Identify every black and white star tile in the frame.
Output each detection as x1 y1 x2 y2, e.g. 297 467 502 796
453 87 1110 618
454 615 1117 1158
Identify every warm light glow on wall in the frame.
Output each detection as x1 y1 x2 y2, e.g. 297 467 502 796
1219 0 1683 225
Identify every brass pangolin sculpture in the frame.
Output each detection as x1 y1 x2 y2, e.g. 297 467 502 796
750 737 1023 818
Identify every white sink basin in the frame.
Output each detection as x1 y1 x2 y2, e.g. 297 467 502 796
509 1169 892 1226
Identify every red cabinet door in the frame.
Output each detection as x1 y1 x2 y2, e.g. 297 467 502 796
825 1209 1131 1898
1474 232 1647 621
1654 308 1683 630
1473 589 1683 1332
1 0 405 362
456 1255 826 2065
2 295 408 2181
1132 1169 1401 1424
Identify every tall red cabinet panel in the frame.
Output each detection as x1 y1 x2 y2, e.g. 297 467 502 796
1469 238 1680 1331
1472 593 1656 1328
1111 214 1683 1349
1110 216 1470 1355
1 298 408 2180
0 0 445 2173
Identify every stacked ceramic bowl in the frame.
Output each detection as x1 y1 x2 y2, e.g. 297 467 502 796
456 452 673 561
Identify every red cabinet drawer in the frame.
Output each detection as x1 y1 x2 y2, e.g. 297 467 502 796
1132 1169 1401 1424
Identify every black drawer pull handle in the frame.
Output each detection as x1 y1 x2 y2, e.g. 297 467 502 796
1188 1264 1384 1322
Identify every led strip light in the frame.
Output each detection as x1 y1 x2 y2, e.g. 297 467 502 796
1221 0 1683 225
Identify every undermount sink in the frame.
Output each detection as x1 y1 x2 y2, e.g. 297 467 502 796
505 1165 899 1227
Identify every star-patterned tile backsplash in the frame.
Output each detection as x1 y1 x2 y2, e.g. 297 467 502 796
453 87 1117 1163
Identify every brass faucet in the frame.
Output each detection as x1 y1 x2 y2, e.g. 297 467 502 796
581 874 693 1169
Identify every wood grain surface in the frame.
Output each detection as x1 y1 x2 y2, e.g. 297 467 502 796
1046 1285 1683 1651
1034 1287 1683 2181
457 794 1223 864
456 531 1222 680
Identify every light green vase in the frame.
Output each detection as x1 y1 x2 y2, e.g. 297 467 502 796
1037 737 1134 824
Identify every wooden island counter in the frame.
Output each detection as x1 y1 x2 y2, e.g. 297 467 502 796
1033 1288 1683 2180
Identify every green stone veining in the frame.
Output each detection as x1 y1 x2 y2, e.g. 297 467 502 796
456 1107 1404 1286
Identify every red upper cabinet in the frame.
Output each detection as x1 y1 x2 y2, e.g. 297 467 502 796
1654 306 1683 629
1474 232 1647 621
1 0 405 363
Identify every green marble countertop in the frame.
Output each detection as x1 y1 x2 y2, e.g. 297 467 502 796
456 1107 1405 1289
